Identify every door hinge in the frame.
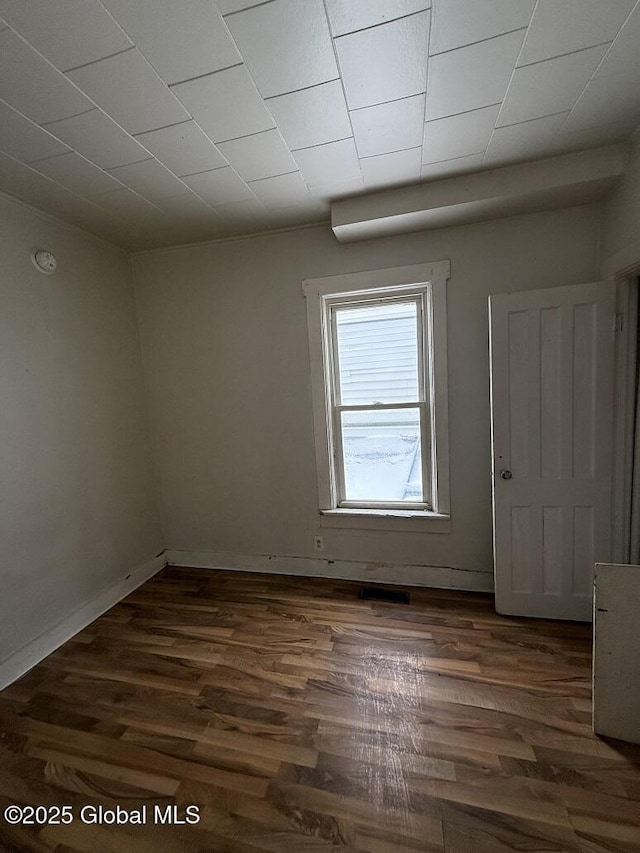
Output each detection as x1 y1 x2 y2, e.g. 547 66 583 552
615 313 624 332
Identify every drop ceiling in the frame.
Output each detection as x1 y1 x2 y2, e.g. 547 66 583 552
0 0 638 251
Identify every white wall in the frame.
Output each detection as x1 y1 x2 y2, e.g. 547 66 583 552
601 131 640 276
133 204 601 588
0 194 163 678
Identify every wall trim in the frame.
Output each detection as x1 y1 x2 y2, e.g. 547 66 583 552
602 246 640 280
165 549 494 593
131 219 330 258
0 186 127 256
0 550 494 691
0 553 167 691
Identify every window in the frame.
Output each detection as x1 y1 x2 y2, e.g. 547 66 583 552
303 261 450 529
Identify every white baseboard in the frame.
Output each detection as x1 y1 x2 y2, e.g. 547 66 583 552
0 550 493 692
0 553 167 691
165 549 494 593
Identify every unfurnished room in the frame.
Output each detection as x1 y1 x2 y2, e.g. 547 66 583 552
1 1 640 851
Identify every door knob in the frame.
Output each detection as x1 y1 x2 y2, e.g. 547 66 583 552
500 470 513 480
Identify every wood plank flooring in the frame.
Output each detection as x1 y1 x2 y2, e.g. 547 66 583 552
1 566 640 852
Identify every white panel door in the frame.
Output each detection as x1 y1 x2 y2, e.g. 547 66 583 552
489 281 616 620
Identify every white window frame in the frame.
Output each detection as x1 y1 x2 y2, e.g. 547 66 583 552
303 261 451 531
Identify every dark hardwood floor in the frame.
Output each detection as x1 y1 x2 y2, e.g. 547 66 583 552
1 566 640 852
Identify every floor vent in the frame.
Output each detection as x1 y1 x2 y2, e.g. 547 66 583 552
358 586 410 604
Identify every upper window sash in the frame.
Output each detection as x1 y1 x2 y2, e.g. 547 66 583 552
328 293 426 407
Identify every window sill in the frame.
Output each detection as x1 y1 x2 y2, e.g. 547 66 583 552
320 508 451 533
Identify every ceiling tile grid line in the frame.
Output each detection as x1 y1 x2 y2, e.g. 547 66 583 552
218 1 277 19
428 0 535 55
478 17 581 169
0 0 134 73
463 0 640 168
62 46 138 75
0 145 169 234
317 0 365 186
0 0 638 249
516 40 623 70
328 7 432 40
0 14 265 224
0 18 237 239
0 67 244 221
98 0 242 87
334 10 431 110
421 1 435 172
0 97 72 164
429 25 532 59
558 2 640 137
321 2 431 190
0 27 94 123
164 61 246 90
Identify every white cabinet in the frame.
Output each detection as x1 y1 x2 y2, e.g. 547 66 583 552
593 562 640 743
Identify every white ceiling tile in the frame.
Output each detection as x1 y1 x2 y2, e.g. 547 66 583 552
182 167 255 205
119 221 186 250
518 0 635 66
497 44 608 127
336 11 430 110
225 0 338 98
154 191 221 220
0 29 92 123
32 151 123 196
215 0 264 14
307 175 363 199
0 99 70 163
423 104 499 163
146 218 226 245
249 171 310 209
429 0 535 55
218 129 297 182
134 121 227 176
421 153 484 179
0 150 85 215
101 0 240 85
68 49 189 135
0 151 134 242
107 158 188 201
213 198 267 223
351 94 424 158
595 3 640 79
425 30 524 120
93 187 165 220
286 198 330 217
0 0 132 71
360 146 422 188
551 119 636 153
172 65 274 143
294 138 361 184
325 0 429 37
561 71 640 134
44 109 150 169
60 204 132 245
483 112 569 167
265 200 330 227
267 80 352 150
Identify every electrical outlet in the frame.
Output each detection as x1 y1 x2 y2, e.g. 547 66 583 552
313 535 323 552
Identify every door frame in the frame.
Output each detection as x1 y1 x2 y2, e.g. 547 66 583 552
611 262 640 563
